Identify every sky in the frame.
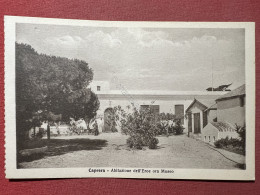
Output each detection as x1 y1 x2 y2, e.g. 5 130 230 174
16 23 245 91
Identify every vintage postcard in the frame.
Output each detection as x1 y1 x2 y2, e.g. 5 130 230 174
4 16 255 180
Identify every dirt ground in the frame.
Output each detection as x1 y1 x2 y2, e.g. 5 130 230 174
18 133 245 169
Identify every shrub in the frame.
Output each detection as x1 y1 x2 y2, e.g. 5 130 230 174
214 136 245 155
214 140 222 148
173 119 184 135
111 125 118 132
157 113 176 136
31 130 44 139
126 135 143 150
214 137 241 148
126 135 159 150
214 137 230 148
69 125 83 135
115 106 159 150
235 124 246 152
156 118 184 136
156 122 168 135
167 124 175 134
35 130 44 139
148 137 159 149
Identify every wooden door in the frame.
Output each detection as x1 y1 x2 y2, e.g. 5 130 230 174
103 108 114 132
194 113 201 134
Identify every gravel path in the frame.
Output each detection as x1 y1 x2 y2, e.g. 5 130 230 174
18 133 245 169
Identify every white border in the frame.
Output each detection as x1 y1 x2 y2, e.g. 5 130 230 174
4 16 255 180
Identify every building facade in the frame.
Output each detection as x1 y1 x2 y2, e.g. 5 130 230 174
185 99 217 135
90 81 225 133
216 84 246 126
199 84 245 143
201 122 239 144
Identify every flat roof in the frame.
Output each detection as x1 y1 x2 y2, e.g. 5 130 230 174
96 90 226 101
98 90 227 96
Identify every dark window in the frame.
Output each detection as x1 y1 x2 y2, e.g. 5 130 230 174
150 105 160 115
140 105 149 111
140 105 160 114
140 105 160 122
175 104 184 125
97 86 101 91
203 111 208 127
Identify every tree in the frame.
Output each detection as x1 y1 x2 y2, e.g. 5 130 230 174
69 90 100 129
16 43 99 142
235 124 246 153
113 105 159 149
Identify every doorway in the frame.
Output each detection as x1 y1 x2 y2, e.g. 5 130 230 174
103 108 116 132
194 113 201 134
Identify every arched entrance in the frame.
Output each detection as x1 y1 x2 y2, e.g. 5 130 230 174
103 108 117 132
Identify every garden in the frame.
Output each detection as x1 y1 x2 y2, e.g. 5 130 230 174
214 125 246 155
16 42 186 163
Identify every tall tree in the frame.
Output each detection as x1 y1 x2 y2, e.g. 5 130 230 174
16 43 99 141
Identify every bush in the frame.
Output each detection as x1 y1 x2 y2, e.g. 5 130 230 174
214 137 230 148
31 129 44 139
115 106 159 150
148 137 159 149
111 126 118 132
156 123 168 135
126 135 143 149
156 118 184 136
236 124 246 152
69 125 83 135
34 130 44 139
126 135 159 150
214 136 245 155
173 120 184 135
167 124 175 134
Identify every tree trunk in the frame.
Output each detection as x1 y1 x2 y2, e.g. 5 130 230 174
33 126 36 137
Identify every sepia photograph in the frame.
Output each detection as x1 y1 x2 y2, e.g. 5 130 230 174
4 16 255 180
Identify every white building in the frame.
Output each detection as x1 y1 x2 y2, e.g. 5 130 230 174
200 85 245 144
89 81 225 133
185 99 218 135
201 122 239 144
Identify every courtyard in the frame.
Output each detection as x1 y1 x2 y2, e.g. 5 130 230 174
18 133 245 169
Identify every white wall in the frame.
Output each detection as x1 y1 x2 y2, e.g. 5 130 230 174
89 81 110 94
217 98 245 126
201 123 219 144
97 98 193 132
89 80 224 133
207 109 217 123
201 123 239 144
